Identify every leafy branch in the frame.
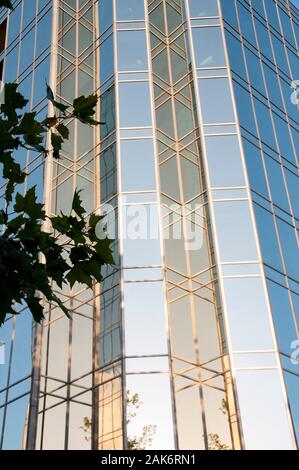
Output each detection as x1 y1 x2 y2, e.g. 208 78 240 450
0 81 112 325
0 0 13 10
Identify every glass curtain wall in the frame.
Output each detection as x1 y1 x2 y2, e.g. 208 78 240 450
219 0 299 447
185 0 298 449
147 0 239 450
0 0 298 451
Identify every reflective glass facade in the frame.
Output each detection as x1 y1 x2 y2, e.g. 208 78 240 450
0 0 298 451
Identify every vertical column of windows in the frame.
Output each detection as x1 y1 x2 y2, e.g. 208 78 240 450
147 0 239 450
221 0 299 447
185 0 296 449
114 0 175 450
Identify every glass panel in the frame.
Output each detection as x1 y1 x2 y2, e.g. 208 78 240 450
198 78 235 123
213 201 259 262
100 35 114 84
284 372 299 444
2 396 30 450
233 82 257 134
99 0 113 33
205 135 245 187
223 277 275 351
126 374 174 450
117 31 148 71
9 312 32 384
254 205 283 271
267 281 298 354
242 139 269 198
188 0 219 17
277 219 299 282
175 385 205 449
120 139 156 192
124 282 168 356
233 352 277 368
119 82 152 128
126 357 169 373
98 372 123 450
68 401 92 450
235 369 294 450
122 204 162 267
116 0 145 20
192 27 226 68
42 403 67 450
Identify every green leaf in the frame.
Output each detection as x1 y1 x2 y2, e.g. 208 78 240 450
6 214 26 234
15 112 44 135
69 245 90 264
66 265 92 289
53 100 69 115
26 296 45 323
94 238 115 265
51 132 63 159
14 112 45 151
14 186 45 220
1 84 28 120
51 294 71 319
0 0 13 10
50 214 71 234
42 116 58 128
46 83 69 115
89 213 104 230
72 94 100 125
56 123 69 139
0 210 8 225
46 83 55 102
72 190 85 218
2 153 26 186
82 259 103 283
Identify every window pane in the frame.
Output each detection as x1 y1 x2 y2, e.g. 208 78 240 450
188 0 219 17
198 78 235 123
124 282 168 355
117 31 148 71
120 139 156 192
213 201 259 262
223 278 274 351
192 27 226 68
122 205 162 267
254 205 283 271
277 219 299 281
119 82 152 127
284 372 299 444
126 374 174 450
205 135 245 187
116 0 145 20
99 0 113 33
268 281 298 354
100 35 114 83
235 370 294 450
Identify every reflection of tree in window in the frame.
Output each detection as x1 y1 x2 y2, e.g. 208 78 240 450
80 390 157 449
208 399 231 451
126 391 157 450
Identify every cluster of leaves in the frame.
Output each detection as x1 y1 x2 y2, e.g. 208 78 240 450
0 0 13 10
126 391 157 450
208 433 231 451
0 81 113 325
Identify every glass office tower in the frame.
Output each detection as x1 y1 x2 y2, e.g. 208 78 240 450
0 0 298 451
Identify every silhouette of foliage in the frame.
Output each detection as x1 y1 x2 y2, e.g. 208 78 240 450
0 81 112 324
